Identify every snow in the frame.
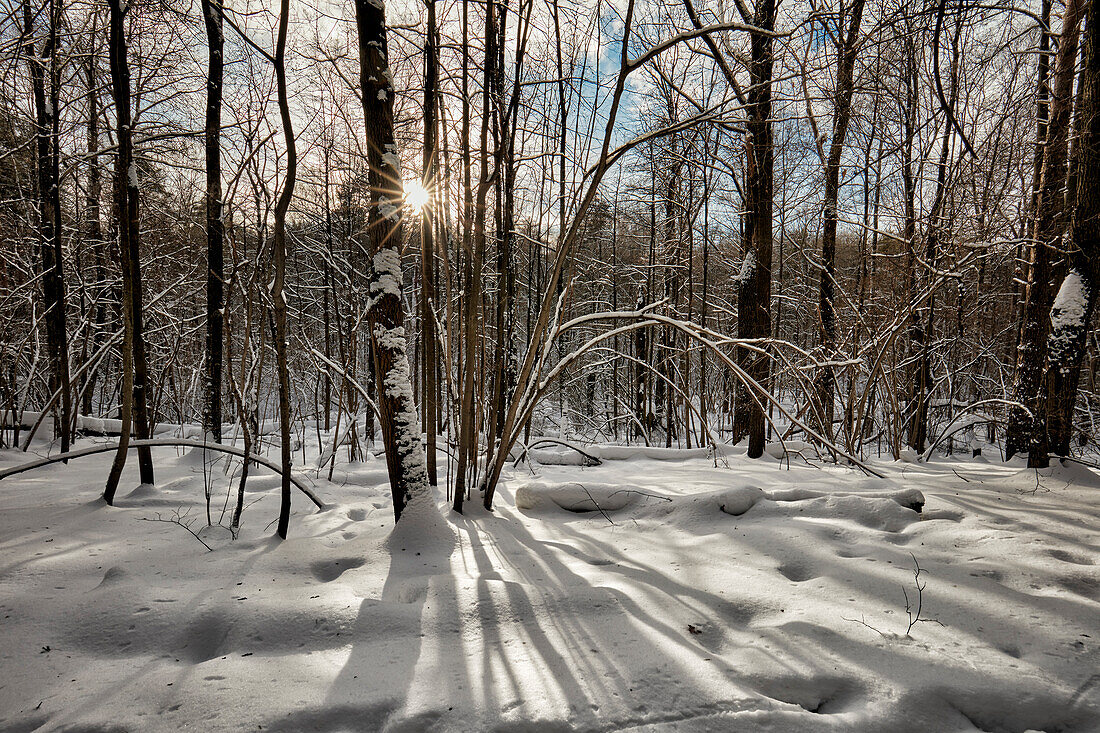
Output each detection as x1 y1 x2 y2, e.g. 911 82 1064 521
736 250 757 283
370 248 403 301
1048 269 1092 367
0 435 1097 732
381 151 402 174
377 196 401 223
1051 270 1088 332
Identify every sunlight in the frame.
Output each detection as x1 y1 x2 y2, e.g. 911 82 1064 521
404 180 430 212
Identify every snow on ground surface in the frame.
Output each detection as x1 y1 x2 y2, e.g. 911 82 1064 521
1 436 1098 732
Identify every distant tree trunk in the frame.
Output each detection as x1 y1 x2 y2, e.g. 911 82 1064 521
24 0 71 455
202 0 224 443
492 0 525 459
455 0 474 507
1041 0 1099 458
815 0 865 443
663 151 681 448
421 0 439 485
82 20 107 419
356 0 432 522
899 37 918 458
908 7 963 453
272 0 295 539
1016 0 1052 357
1007 0 1083 464
104 0 141 502
734 0 776 459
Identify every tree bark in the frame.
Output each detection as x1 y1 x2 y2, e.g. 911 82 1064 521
202 0 225 443
815 0 865 443
1007 0 1084 464
24 0 71 455
734 0 777 459
356 0 432 522
272 0 295 539
1041 0 1099 458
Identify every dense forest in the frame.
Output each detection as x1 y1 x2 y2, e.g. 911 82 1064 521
2 1 1100 730
1 0 1098 528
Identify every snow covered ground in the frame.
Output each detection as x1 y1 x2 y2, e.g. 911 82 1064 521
0 437 1098 732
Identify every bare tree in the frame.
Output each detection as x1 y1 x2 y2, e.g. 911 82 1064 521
356 0 432 521
1040 0 1099 459
202 0 225 443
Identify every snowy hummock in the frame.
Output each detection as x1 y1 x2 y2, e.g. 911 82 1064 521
0 436 1097 732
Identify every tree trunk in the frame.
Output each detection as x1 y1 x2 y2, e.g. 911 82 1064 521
734 0 776 459
202 0 225 443
421 0 439 485
83 22 107 420
1041 0 1099 458
355 0 432 522
24 0 71 455
1007 0 1084 464
103 0 138 503
899 36 918 458
272 0 295 539
815 0 865 443
908 7 964 453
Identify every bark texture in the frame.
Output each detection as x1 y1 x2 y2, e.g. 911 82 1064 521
356 0 431 522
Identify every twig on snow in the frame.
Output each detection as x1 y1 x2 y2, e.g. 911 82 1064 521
138 508 215 551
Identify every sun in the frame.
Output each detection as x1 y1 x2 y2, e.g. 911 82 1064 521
404 181 430 212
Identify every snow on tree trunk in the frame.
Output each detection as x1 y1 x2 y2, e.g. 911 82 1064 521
1040 0 1100 459
733 0 776 459
1007 0 1084 463
355 0 436 526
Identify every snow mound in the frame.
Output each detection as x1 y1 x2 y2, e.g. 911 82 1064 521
517 479 923 532
718 486 766 516
767 486 925 513
514 482 649 513
749 493 921 532
385 488 455 556
762 440 814 460
124 482 158 499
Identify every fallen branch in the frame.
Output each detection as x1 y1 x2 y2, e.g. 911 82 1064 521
0 438 325 510
514 438 603 467
564 483 616 525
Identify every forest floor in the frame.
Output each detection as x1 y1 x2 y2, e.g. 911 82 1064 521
0 434 1098 732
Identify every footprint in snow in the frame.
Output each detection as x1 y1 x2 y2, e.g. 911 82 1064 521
1048 549 1094 566
777 562 817 583
310 557 366 582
